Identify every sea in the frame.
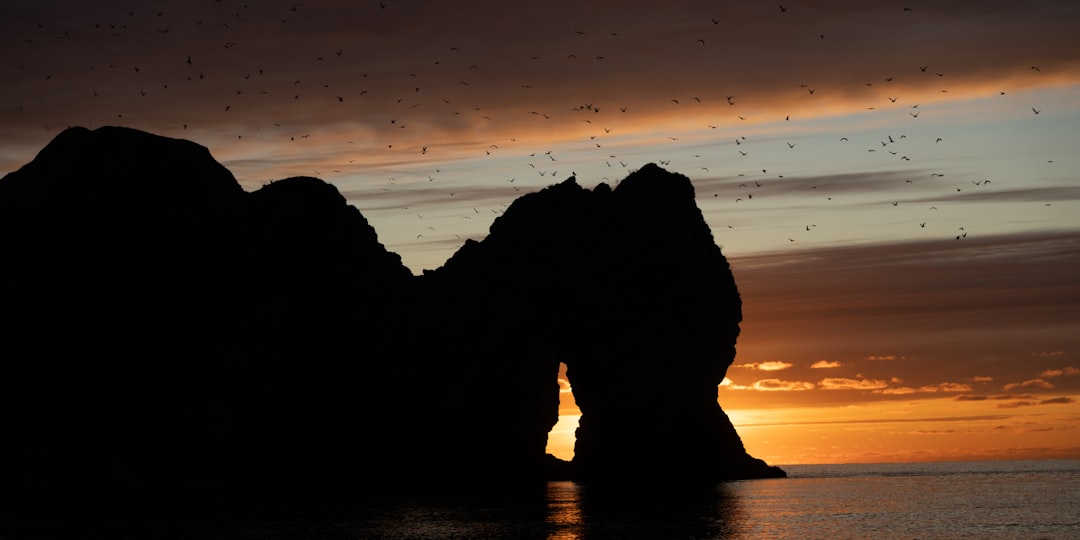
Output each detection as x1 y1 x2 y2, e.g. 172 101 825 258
2 460 1078 539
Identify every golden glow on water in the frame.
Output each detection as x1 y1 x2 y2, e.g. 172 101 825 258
544 482 584 539
539 462 1080 538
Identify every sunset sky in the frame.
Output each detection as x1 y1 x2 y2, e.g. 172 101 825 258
3 0 1078 466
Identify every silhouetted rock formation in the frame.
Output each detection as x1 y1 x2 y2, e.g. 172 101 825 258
426 167 782 482
0 126 782 498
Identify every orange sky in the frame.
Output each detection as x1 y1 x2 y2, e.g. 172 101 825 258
4 0 1079 465
547 231 1080 464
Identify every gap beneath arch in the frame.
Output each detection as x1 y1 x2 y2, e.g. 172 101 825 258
545 362 581 461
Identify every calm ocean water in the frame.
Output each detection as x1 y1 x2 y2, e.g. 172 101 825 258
3 460 1078 539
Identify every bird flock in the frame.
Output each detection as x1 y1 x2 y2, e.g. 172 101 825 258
2 1 1065 271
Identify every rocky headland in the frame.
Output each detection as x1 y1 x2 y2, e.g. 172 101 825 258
0 126 783 497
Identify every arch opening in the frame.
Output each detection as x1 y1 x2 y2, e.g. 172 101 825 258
544 362 581 461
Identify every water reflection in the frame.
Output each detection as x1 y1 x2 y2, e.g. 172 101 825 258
0 481 749 538
9 463 1073 538
545 480 745 539
320 480 747 539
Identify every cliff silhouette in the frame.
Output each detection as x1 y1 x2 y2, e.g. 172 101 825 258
0 126 783 497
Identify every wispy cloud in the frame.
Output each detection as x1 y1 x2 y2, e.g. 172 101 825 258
876 382 973 395
557 377 572 394
751 379 817 392
955 394 1036 401
1039 396 1076 405
1040 366 1080 378
810 360 842 369
818 377 890 391
728 230 1080 409
995 396 1075 408
732 361 793 371
1003 379 1055 391
735 414 1014 428
905 186 1080 205
721 377 815 392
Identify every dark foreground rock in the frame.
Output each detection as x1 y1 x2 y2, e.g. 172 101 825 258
0 126 783 496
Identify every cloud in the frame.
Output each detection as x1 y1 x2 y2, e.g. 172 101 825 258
1039 396 1076 405
735 414 1014 428
907 186 1080 206
557 377 572 393
1032 351 1066 357
864 355 907 361
818 377 889 391
1040 366 1080 378
961 393 1049 402
810 360 842 369
995 396 1075 408
730 232 1080 329
877 382 973 395
879 387 917 395
933 382 975 393
972 376 994 383
720 377 815 391
1003 379 1055 391
750 379 816 392
733 361 793 371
